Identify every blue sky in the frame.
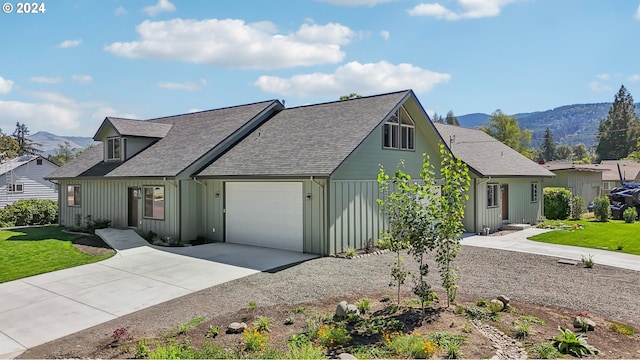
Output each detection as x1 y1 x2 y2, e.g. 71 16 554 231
1 0 639 136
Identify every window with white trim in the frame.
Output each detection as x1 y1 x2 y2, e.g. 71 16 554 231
602 181 616 190
530 182 538 202
487 183 498 208
144 186 165 220
106 137 121 161
67 185 81 206
7 183 24 193
383 107 415 150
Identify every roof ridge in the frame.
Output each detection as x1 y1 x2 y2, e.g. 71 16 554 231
147 99 280 122
283 89 411 110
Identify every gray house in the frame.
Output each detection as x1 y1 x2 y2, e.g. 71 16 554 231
540 162 602 205
0 155 58 207
46 90 553 254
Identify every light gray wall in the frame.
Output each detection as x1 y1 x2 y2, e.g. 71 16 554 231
0 160 58 207
123 137 155 160
57 178 178 239
544 170 602 205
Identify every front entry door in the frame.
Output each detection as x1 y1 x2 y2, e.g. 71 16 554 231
501 184 509 221
128 187 140 227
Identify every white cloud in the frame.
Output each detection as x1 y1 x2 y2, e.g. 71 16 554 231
380 30 390 40
0 76 14 94
187 108 203 113
71 74 93 84
157 80 204 92
635 4 640 20
91 106 137 121
254 60 451 97
589 81 612 93
105 19 351 69
628 74 640 82
57 39 82 48
29 76 62 84
0 100 80 133
317 0 397 6
409 0 519 20
23 90 76 105
115 6 127 15
143 0 176 17
596 73 610 81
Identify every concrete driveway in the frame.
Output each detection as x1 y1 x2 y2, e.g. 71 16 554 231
0 229 317 358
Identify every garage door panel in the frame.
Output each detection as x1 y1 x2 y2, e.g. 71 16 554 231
226 182 303 252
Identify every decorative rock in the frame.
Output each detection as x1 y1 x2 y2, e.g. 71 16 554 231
346 304 360 316
497 295 510 306
573 316 596 331
337 353 357 360
335 301 349 317
226 322 247 334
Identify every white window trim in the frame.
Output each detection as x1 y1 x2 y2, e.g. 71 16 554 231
487 183 499 208
143 186 165 220
67 185 81 207
530 182 538 203
7 183 24 193
106 137 121 161
383 107 415 151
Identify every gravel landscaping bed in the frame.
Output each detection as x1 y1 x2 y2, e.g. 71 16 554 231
20 245 640 358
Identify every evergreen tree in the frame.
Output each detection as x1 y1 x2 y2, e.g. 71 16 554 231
431 112 445 124
445 110 460 126
12 122 42 156
596 85 640 160
540 128 556 161
555 144 572 160
479 109 533 158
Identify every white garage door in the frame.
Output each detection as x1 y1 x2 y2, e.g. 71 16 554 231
225 182 303 252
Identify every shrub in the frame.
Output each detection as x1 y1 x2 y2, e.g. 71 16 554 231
356 298 371 314
0 199 58 227
552 327 598 357
344 247 357 258
543 187 572 220
242 327 269 352
623 207 637 223
513 320 531 339
384 332 439 359
253 316 271 333
530 342 563 359
286 342 326 359
428 332 466 359
610 322 635 335
570 196 586 220
593 196 611 222
314 324 351 348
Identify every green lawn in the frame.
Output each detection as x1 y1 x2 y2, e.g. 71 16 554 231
530 219 640 255
0 226 114 283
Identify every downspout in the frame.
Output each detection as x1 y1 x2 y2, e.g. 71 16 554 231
164 177 179 240
193 177 207 239
310 176 326 255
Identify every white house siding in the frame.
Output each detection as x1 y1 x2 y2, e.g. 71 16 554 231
473 177 544 233
201 179 326 254
327 180 387 255
57 178 178 239
0 160 58 207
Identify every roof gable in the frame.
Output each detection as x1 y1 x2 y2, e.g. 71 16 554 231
0 155 57 176
198 90 411 177
94 117 173 140
434 123 555 178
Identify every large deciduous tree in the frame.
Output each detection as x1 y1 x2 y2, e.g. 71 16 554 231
596 85 640 160
571 143 591 163
479 109 533 159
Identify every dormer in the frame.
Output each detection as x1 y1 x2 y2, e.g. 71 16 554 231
93 117 173 162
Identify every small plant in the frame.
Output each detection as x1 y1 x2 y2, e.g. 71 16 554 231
428 332 466 359
488 301 504 314
384 332 439 359
357 298 371 314
519 315 546 326
111 327 131 343
380 295 392 303
623 207 637 223
462 322 472 333
552 327 598 357
530 342 563 359
617 241 624 250
292 306 307 314
242 327 269 352
344 247 357 258
286 342 326 359
475 298 488 307
570 196 586 220
610 322 634 335
376 237 392 250
314 324 351 348
253 316 271 332
284 316 295 325
135 339 150 358
580 254 594 268
461 305 497 321
513 320 531 339
205 325 220 338
288 333 312 348
575 312 592 332
172 316 205 335
247 301 257 309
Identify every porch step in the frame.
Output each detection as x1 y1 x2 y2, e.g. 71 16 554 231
499 223 532 231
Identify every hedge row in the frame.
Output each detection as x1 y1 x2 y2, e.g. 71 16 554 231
0 199 58 227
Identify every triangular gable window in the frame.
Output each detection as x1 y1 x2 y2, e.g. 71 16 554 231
383 107 415 150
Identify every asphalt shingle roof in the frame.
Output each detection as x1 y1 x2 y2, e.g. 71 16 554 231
46 100 280 179
198 90 410 177
104 117 173 138
434 123 555 178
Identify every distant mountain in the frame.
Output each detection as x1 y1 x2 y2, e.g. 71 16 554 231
457 103 640 148
28 131 97 156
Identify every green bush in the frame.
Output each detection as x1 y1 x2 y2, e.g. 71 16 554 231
543 188 572 220
623 207 637 223
593 196 611 222
0 199 58 227
570 196 586 220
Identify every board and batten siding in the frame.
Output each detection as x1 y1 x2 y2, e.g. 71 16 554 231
472 177 544 233
0 161 58 207
543 170 601 205
200 179 326 254
57 178 178 238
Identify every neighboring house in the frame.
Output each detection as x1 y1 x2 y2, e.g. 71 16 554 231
0 155 59 207
540 161 603 205
46 90 553 255
590 160 640 196
434 124 555 234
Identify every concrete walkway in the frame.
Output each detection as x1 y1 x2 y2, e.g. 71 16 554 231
462 227 640 272
0 229 317 359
